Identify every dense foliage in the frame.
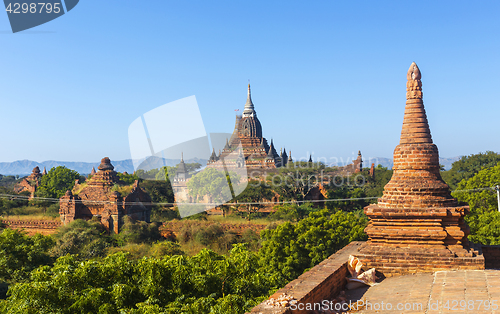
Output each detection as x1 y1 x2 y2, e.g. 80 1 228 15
50 219 113 260
0 229 54 283
35 166 81 199
187 168 239 204
441 151 500 190
0 203 368 313
1 247 271 314
453 162 500 245
259 209 368 285
0 187 29 216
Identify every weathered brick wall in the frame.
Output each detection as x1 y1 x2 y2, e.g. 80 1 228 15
2 218 62 229
1 218 61 235
482 245 500 269
247 241 363 314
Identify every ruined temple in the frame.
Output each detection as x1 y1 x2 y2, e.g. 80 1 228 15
59 157 152 233
355 62 484 275
207 84 288 170
14 166 44 198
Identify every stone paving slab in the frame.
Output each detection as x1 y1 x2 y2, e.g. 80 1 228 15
345 270 500 314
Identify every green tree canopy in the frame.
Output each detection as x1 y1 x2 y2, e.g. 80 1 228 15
187 168 239 204
117 172 140 185
453 163 500 245
454 163 500 214
259 208 367 286
35 166 81 199
0 229 54 283
2 246 274 314
441 151 500 190
141 180 175 204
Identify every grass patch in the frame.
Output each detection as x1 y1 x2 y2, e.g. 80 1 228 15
178 240 208 256
0 214 60 221
72 182 88 195
111 184 134 196
207 214 276 225
1 203 60 219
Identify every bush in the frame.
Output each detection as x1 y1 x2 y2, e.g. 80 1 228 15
150 241 185 257
0 187 29 215
151 206 180 222
216 231 239 252
0 281 7 299
194 224 224 246
114 216 162 245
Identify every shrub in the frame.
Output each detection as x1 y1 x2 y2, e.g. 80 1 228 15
114 216 162 245
50 219 113 260
150 241 185 257
194 224 224 246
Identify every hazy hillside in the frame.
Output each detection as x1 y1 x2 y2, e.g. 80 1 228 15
0 155 461 177
0 157 208 176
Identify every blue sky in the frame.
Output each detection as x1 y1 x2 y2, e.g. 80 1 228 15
0 1 498 163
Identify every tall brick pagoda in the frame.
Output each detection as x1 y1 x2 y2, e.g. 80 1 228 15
355 62 484 275
207 84 284 170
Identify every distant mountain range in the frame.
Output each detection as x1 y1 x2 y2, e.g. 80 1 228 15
0 156 461 177
0 157 208 177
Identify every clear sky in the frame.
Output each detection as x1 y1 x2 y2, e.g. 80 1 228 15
0 1 498 164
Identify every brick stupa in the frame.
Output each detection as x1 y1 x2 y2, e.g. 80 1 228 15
355 62 484 275
59 157 152 233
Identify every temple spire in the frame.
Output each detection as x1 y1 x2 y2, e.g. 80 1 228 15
267 140 275 158
242 83 257 118
400 62 432 145
260 138 266 149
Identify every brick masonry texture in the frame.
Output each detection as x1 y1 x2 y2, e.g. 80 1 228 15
59 157 152 233
345 270 500 313
482 245 500 269
355 62 484 275
247 241 363 314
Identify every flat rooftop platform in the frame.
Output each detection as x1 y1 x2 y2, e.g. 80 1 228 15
345 270 500 313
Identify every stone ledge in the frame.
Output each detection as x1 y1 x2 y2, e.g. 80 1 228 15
247 241 363 314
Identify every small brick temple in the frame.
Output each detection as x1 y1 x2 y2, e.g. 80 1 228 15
355 62 484 275
59 157 152 233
